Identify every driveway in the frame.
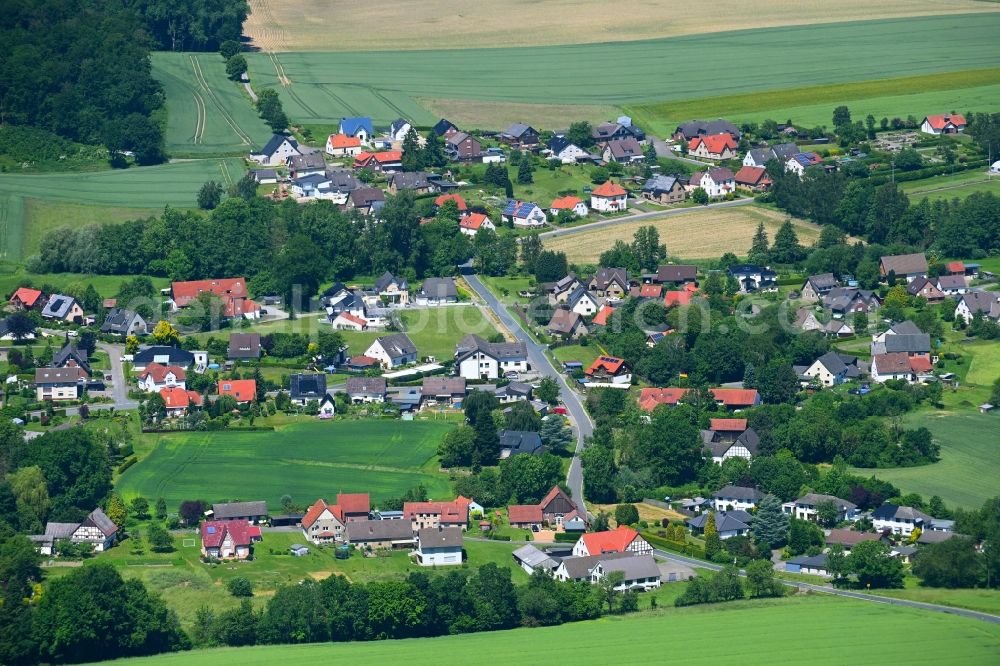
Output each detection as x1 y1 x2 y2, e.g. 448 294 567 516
98 342 139 409
464 274 593 517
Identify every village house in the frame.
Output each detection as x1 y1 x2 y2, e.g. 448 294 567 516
388 118 411 142
138 363 186 392
325 133 363 157
373 272 409 306
387 171 436 195
364 333 417 369
432 118 459 138
546 308 587 339
879 253 928 282
251 168 278 185
508 504 544 530
499 430 545 459
550 195 589 217
906 277 945 303
801 351 860 387
287 152 326 178
337 493 371 522
459 212 495 236
800 273 839 301
421 376 466 407
34 367 86 401
934 274 968 296
289 373 327 406
331 311 367 331
592 120 643 143
920 113 966 135
673 119 740 142
52 341 90 375
345 376 387 403
689 167 735 198
160 387 202 416
549 274 581 303
641 174 686 204
548 137 591 164
825 529 886 554
131 346 196 372
455 334 529 380
41 294 83 323
563 286 599 316
734 165 771 192
688 134 737 161
100 307 146 336
743 143 797 167
589 268 629 300
728 264 777 293
655 264 698 286
585 355 631 385
955 291 1000 324
572 526 651 557
870 331 931 358
170 277 260 320
37 508 118 555
348 187 386 216
782 493 859 523
9 287 43 311
785 554 830 577
824 287 882 316
251 134 300 166
503 200 547 227
794 308 823 332
870 352 925 383
228 332 261 361
688 511 752 540
339 117 374 145
785 152 823 177
499 122 539 147
701 419 759 464
602 137 644 164
345 519 415 550
213 501 268 523
415 526 464 566
301 499 347 544
712 485 767 512
218 379 256 403
590 180 628 213
405 499 470 531
445 132 482 161
200 520 259 560
353 150 403 172
872 503 933 536
415 277 458 305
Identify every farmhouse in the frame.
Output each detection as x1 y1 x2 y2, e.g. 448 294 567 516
508 504 544 530
642 174 686 204
550 195 589 217
701 419 759 464
405 499 470 531
345 519 414 550
572 526 651 557
870 352 920 383
200 520 258 560
251 134 300 166
824 287 881 315
590 180 628 213
499 123 539 147
689 167 734 198
920 113 966 135
38 508 118 554
218 379 256 403
213 501 268 523
365 333 418 369
415 526 464 566
503 200 547 227
455 334 529 380
301 499 347 544
170 277 260 320
743 143 797 167
325 133 363 157
688 134 737 161
879 253 928 282
345 376 387 403
459 212 495 235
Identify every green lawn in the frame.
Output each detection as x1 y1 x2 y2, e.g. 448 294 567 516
151 52 272 156
901 169 1000 202
102 594 1000 665
877 577 1000 616
245 15 1000 128
21 200 169 260
551 343 602 368
628 68 1000 135
115 419 457 508
851 411 1000 509
0 268 170 301
479 275 538 304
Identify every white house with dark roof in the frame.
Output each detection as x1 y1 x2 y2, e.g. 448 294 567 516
251 134 300 166
364 333 418 369
955 291 1000 324
415 526 463 566
688 510 752 540
802 351 859 387
415 278 458 305
872 503 932 536
800 274 839 301
712 485 767 512
566 286 601 316
782 493 859 522
455 334 529 380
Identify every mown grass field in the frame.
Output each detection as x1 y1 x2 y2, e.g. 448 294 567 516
0 268 170 301
852 411 1000 509
901 169 1000 202
151 53 272 156
544 205 823 263
115 420 456 507
245 15 1000 127
0 159 242 262
243 0 995 51
104 594 1000 665
627 68 1000 136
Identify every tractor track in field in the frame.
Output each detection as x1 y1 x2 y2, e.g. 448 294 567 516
316 84 361 118
368 86 410 119
190 90 206 144
269 53 320 119
189 55 253 145
218 159 234 186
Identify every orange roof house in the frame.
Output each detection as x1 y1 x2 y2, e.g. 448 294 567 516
734 165 772 190
171 278 260 319
710 418 748 432
591 305 615 326
551 195 584 211
9 287 43 309
508 504 544 526
217 379 257 403
638 387 689 411
688 134 737 158
663 290 693 307
710 388 760 408
574 526 650 557
336 492 371 520
592 181 627 198
435 193 467 211
921 114 967 134
639 284 663 298
160 387 202 411
327 133 362 150
459 212 491 232
585 355 628 378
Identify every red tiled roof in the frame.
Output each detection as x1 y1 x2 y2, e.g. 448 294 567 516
551 195 583 210
160 387 202 409
354 150 403 167
689 133 737 154
734 165 770 186
663 290 693 307
684 282 698 293
10 287 42 307
580 526 639 555
172 278 247 308
592 305 615 326
435 194 467 211
302 499 344 529
640 284 662 298
248 526 262 539
460 212 490 230
710 418 747 432
337 492 370 516
711 388 759 407
508 504 543 524
586 355 626 376
638 387 689 411
328 133 361 149
218 379 256 403
349 355 379 367
946 261 965 273
592 180 626 197
404 500 468 524
140 363 186 383
334 311 367 328
200 520 253 549
909 356 933 373
924 114 966 130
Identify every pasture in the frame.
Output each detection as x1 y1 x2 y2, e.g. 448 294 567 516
543 205 823 263
627 68 1000 136
0 269 169 302
245 15 1000 127
106 595 1000 665
901 169 1000 202
0 159 243 262
151 53 272 156
242 0 995 52
115 420 456 507
852 411 1000 510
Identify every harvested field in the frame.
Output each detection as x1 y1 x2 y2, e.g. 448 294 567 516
243 0 995 52
544 206 824 263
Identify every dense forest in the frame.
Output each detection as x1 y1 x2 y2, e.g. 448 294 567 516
129 0 250 51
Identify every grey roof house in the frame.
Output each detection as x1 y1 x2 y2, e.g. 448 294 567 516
228 332 262 360
416 277 458 304
290 373 327 404
100 308 147 336
212 501 268 522
499 430 545 458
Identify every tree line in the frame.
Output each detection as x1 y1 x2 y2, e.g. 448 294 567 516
128 0 249 52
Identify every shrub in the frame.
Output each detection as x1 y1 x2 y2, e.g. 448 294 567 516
226 577 253 597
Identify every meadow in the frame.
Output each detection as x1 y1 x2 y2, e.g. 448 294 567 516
543 205 823 263
242 0 995 52
115 419 457 507
0 269 170 302
0 159 243 262
245 14 1000 127
851 411 1000 509
901 169 1000 202
103 594 1000 665
150 52 272 157
627 68 1000 136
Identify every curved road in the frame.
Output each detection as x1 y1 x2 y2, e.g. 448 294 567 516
464 274 593 516
539 197 752 240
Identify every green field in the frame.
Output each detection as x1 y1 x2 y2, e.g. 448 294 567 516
246 14 1000 127
116 420 456 507
103 595 1000 665
852 411 1000 509
0 159 243 262
628 68 1000 135
0 268 170 301
901 169 1000 202
151 53 272 156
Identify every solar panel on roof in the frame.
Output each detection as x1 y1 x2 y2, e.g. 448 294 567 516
207 526 216 534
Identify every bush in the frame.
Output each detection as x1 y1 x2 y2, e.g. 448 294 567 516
226 577 253 597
